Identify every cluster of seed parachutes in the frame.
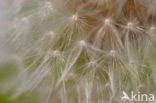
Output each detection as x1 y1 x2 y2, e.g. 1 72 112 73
0 0 156 103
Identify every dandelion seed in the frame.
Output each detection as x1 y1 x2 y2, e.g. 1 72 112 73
150 27 155 31
138 84 143 89
68 72 74 78
109 50 116 56
127 22 133 28
53 50 59 56
22 17 28 23
79 40 86 46
45 2 52 8
72 15 78 21
105 82 110 87
104 18 110 25
129 60 135 65
88 61 95 66
49 31 55 36
65 72 74 81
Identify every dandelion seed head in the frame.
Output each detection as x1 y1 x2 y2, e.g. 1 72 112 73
2 0 156 102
